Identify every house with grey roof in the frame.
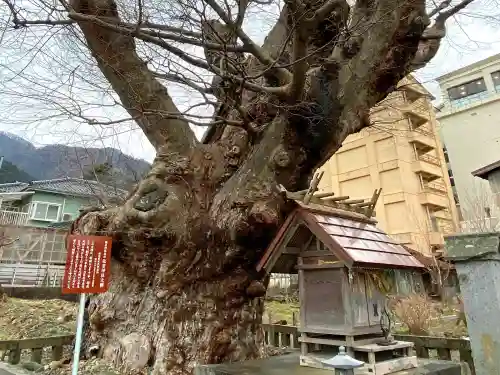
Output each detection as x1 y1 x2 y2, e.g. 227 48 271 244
0 178 126 227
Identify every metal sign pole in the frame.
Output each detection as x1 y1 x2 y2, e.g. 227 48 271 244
63 235 112 374
72 293 86 375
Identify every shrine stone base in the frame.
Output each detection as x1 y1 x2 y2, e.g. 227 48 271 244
300 340 417 375
195 352 468 375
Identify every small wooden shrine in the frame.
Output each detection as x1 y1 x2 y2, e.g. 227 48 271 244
258 173 425 375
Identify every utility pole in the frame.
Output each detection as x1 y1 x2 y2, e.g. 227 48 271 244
0 156 3 170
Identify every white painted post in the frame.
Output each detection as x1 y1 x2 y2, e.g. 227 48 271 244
72 293 86 375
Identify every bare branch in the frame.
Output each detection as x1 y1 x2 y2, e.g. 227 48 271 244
412 0 478 69
434 0 476 21
309 0 346 24
67 0 198 153
428 0 451 18
203 0 293 85
285 0 309 100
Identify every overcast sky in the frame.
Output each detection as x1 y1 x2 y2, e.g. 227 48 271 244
0 0 499 163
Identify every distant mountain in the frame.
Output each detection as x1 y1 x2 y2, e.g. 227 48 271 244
0 159 34 183
0 132 150 189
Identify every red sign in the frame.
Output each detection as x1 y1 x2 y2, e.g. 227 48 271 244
62 235 112 294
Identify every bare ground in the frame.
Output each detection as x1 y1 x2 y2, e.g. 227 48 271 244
0 297 119 375
0 298 76 340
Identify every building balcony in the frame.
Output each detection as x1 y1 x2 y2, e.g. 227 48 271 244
0 210 29 226
412 156 443 181
419 190 449 211
401 104 429 123
423 180 447 195
433 210 452 220
407 129 436 153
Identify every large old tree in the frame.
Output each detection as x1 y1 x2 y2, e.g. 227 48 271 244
2 0 477 372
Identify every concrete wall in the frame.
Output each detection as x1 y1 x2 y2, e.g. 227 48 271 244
437 55 500 226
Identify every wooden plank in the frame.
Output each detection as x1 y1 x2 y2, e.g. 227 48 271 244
297 263 344 270
437 347 451 360
52 345 64 361
352 341 413 353
303 172 323 204
263 222 301 274
312 192 337 199
415 346 429 358
282 247 301 254
0 335 74 351
393 334 471 351
459 349 475 375
293 334 300 349
322 195 350 202
8 346 21 365
300 250 333 257
31 348 43 363
299 335 348 347
261 324 298 335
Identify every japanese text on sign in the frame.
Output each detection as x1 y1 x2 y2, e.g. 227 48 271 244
62 235 113 294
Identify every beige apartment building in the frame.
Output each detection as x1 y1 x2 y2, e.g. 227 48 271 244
318 76 458 255
436 54 500 231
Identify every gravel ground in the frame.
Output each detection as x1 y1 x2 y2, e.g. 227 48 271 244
0 298 76 340
0 298 122 375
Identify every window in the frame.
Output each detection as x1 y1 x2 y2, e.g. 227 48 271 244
491 71 500 93
456 204 464 221
443 146 450 163
430 216 439 232
490 172 500 194
31 202 60 221
62 213 73 221
447 78 488 108
485 207 491 218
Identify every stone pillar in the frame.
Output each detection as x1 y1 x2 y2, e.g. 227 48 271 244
445 232 500 375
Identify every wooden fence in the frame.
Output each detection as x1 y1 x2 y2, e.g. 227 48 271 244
0 326 475 374
261 324 475 374
0 335 73 365
393 334 474 375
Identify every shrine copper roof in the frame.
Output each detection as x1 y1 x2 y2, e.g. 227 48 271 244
258 205 424 273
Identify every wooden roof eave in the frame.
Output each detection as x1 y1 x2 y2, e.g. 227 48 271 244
256 210 300 273
257 206 358 275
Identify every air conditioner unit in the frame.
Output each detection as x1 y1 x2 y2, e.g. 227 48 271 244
62 213 73 221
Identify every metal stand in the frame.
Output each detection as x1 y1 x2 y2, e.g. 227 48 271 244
72 293 86 375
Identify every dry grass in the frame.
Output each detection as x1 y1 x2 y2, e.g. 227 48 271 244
391 294 435 335
0 297 76 340
264 300 299 324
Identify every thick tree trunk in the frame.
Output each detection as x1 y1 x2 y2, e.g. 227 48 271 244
84 260 266 375
72 164 279 375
